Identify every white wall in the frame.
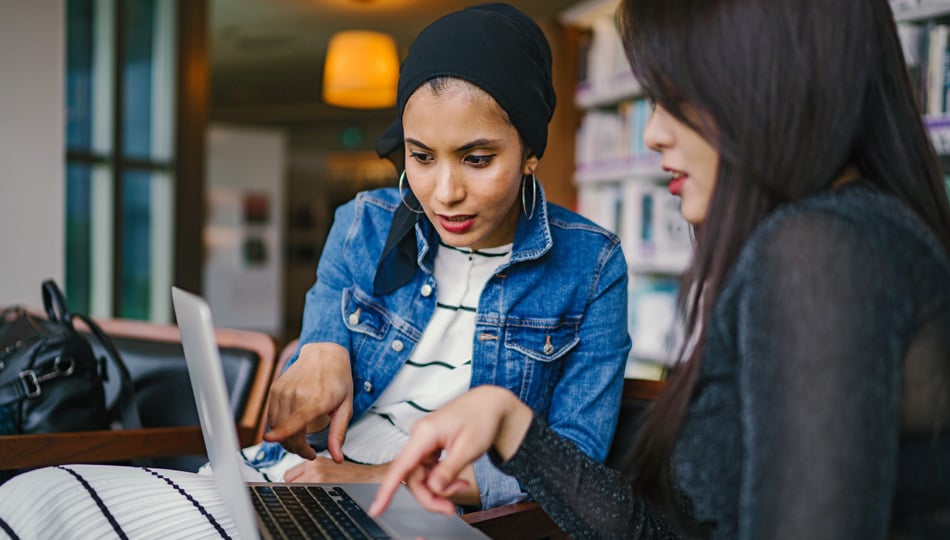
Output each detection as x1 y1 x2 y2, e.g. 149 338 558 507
204 125 286 336
0 1 65 308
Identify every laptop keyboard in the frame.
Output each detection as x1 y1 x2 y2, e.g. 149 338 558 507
249 485 391 539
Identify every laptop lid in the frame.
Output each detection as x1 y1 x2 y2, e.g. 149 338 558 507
172 286 262 539
171 286 488 540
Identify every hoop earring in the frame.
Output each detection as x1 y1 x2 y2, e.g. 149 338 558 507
399 170 424 214
521 172 537 220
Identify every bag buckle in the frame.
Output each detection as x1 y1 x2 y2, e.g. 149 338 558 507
18 370 40 398
47 356 76 379
17 357 76 399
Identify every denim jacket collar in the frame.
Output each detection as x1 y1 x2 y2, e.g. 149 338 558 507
414 182 553 274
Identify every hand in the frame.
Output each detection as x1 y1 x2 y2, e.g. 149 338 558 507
284 457 388 483
264 342 353 462
369 386 533 516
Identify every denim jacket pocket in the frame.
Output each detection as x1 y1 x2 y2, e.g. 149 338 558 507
341 287 391 339
503 319 581 362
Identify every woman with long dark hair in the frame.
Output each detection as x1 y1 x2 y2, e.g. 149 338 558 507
372 0 950 537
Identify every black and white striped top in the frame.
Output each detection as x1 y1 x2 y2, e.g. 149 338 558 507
341 241 511 465
0 464 239 539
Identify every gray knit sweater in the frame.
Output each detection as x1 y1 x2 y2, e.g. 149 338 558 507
495 181 950 539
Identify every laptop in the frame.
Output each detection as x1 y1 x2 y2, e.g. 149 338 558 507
171 286 488 540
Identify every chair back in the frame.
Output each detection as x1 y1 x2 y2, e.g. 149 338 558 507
605 378 665 470
86 318 276 471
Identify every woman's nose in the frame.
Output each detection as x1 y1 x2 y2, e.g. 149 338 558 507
643 106 672 152
433 167 465 205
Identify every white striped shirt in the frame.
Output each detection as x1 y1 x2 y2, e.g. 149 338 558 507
341 241 512 464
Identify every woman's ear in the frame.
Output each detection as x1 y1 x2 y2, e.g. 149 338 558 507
523 154 540 176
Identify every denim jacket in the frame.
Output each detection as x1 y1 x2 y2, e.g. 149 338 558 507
266 186 630 509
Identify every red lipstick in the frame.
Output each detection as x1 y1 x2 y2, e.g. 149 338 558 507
439 215 475 234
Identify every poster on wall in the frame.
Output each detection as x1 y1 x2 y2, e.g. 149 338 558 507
204 126 285 336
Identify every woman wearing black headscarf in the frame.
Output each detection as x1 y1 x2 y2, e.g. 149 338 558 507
257 2 631 510
0 4 631 535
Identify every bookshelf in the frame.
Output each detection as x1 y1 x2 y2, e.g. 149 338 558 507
560 0 950 380
561 0 689 380
892 0 950 22
891 1 950 155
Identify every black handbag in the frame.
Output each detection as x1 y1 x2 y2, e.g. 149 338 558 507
0 280 141 438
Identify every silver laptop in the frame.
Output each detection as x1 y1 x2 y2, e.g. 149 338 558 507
171 286 487 540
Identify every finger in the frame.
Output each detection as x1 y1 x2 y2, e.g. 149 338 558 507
405 467 457 515
436 478 470 498
284 463 303 482
369 474 402 516
387 430 443 490
265 385 283 433
266 377 296 432
282 431 318 460
306 416 330 434
326 400 353 463
265 408 315 442
419 449 475 494
372 432 445 515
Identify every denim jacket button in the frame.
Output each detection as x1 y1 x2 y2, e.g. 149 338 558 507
543 343 555 355
363 380 373 393
348 312 359 325
420 284 433 297
391 340 404 352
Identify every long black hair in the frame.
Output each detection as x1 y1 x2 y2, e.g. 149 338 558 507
617 0 950 528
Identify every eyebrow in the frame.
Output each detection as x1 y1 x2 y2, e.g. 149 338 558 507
405 137 502 153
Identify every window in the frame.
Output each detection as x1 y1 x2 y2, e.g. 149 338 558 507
65 0 177 321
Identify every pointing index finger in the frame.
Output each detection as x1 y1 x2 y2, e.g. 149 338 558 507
370 432 442 516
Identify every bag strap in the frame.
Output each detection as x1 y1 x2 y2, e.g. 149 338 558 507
41 279 74 329
73 313 142 430
0 364 49 407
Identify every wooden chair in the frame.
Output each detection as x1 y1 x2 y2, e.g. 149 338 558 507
461 377 667 539
0 317 276 473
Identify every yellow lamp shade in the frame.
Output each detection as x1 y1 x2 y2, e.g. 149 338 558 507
323 30 399 109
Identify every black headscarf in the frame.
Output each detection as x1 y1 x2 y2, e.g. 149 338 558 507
372 2 556 296
375 2 556 163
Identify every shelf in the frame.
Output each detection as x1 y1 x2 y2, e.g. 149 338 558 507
575 154 665 184
926 113 950 154
625 357 667 380
629 250 692 275
892 1 950 22
559 0 618 28
575 72 643 109
627 344 673 370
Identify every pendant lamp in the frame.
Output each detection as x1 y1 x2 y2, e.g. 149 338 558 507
323 30 399 109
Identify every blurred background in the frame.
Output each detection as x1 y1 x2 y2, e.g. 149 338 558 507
19 0 944 377
1 0 605 346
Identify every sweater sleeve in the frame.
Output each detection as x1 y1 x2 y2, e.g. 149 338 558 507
492 415 679 539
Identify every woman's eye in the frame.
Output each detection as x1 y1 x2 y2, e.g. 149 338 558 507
410 151 432 163
465 154 494 166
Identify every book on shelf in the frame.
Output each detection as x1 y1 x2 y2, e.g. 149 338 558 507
628 274 679 366
891 0 950 19
575 99 656 173
573 9 641 106
927 24 950 115
576 109 628 166
576 28 592 87
897 19 950 116
585 15 631 92
619 181 693 272
577 181 622 234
